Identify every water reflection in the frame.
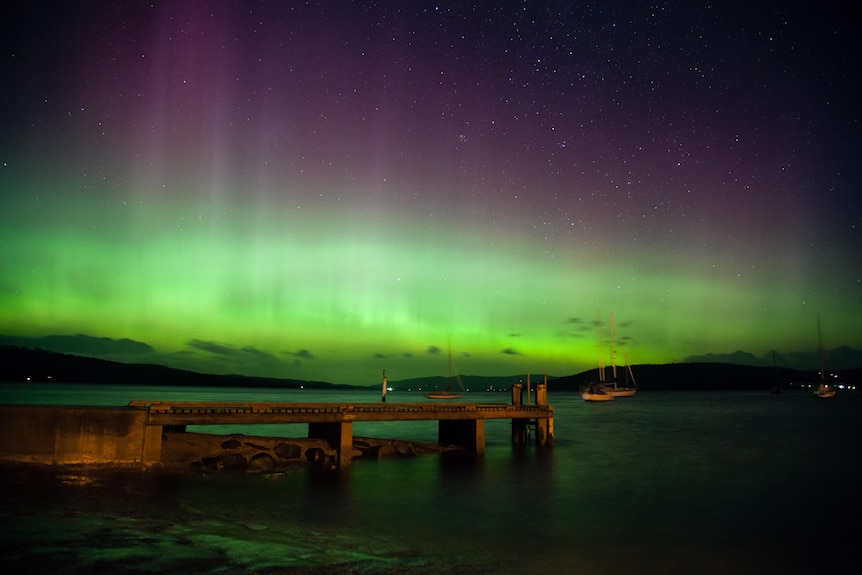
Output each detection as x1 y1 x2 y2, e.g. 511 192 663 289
1 385 860 574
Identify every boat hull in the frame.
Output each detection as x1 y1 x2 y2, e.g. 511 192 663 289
582 392 614 402
582 382 615 401
425 392 462 399
581 391 614 401
815 384 837 399
608 387 636 397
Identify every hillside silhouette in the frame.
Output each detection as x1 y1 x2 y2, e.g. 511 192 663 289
3 345 858 392
0 346 353 390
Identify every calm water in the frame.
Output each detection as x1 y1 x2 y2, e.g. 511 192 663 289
1 383 859 574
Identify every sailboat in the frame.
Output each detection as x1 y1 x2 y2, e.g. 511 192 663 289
814 316 837 399
605 312 637 398
425 339 465 399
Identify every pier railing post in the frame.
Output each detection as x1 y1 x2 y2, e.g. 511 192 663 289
511 383 522 406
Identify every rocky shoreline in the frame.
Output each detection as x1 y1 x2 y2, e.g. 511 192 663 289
159 430 464 473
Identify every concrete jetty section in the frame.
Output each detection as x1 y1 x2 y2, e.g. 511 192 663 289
0 405 161 467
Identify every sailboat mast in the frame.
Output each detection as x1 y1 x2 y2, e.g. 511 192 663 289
448 337 452 380
817 315 825 383
625 351 637 387
447 335 466 392
596 309 606 382
609 311 618 382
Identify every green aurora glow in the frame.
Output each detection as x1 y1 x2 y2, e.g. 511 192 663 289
1 3 859 384
2 183 857 384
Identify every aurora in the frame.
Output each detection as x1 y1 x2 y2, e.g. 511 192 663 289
1 2 859 385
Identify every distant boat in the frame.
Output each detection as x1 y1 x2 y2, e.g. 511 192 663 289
815 383 836 399
425 339 464 399
814 316 837 399
425 389 462 399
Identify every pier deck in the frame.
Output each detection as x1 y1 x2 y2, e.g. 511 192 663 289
130 400 551 424
129 399 554 469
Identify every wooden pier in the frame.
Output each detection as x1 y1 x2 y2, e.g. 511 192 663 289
129 384 553 470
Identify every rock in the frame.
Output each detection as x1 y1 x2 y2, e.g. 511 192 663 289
274 443 302 460
220 453 247 471
201 456 223 470
373 444 397 460
248 452 276 470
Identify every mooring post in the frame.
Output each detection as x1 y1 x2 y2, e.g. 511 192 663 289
535 380 553 447
536 381 548 406
511 383 527 446
511 383 522 406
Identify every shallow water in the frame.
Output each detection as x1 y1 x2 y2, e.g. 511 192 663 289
1 384 860 574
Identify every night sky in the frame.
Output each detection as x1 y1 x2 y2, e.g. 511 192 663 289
2 2 860 384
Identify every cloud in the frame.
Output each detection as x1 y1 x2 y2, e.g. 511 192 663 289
0 334 154 356
285 349 314 360
186 340 280 361
557 318 591 339
188 339 236 356
184 339 309 376
240 346 278 361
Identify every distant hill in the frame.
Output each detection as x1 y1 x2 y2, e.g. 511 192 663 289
391 364 860 393
2 345 858 392
546 363 834 392
0 346 357 390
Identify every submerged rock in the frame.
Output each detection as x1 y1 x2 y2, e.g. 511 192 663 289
156 431 463 473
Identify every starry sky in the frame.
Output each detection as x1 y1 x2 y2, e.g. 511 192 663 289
1 1 860 385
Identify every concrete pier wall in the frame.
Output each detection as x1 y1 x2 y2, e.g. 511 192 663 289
0 405 154 466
